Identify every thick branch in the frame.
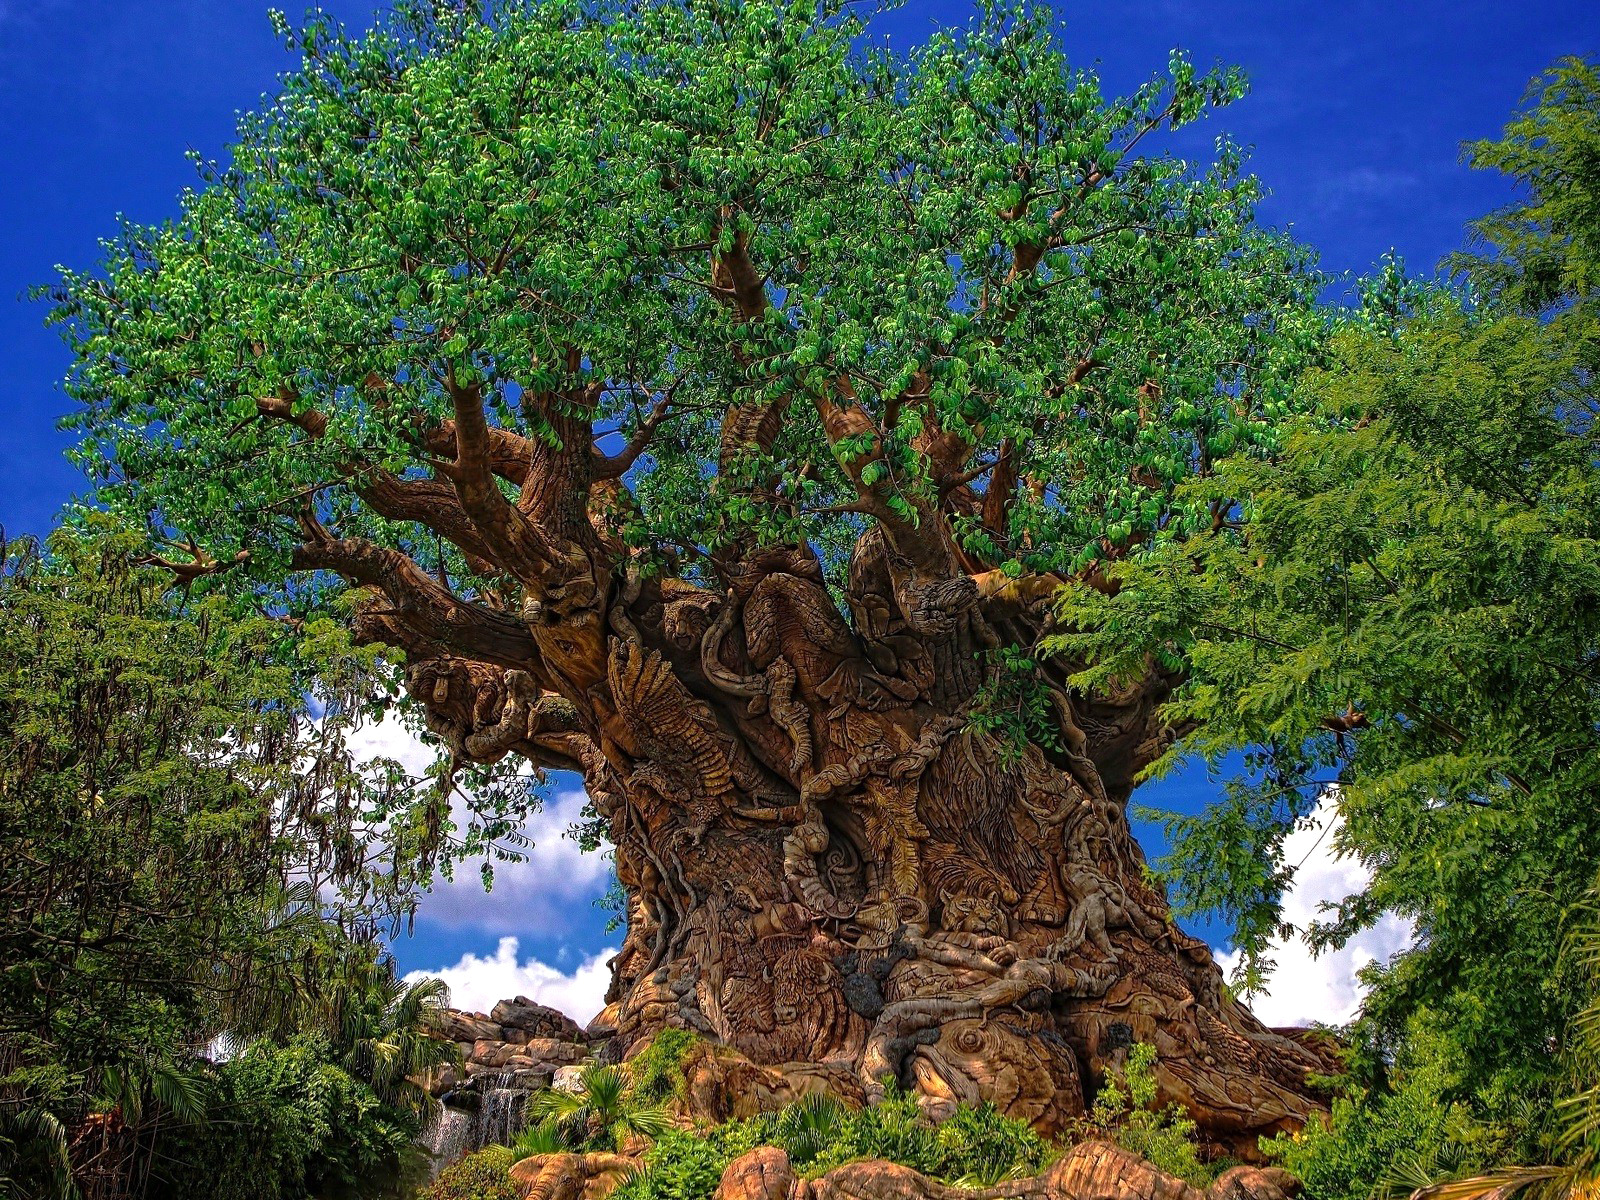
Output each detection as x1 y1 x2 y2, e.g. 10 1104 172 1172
357 472 500 570
517 373 605 550
439 371 557 580
981 438 1018 535
421 420 536 487
292 532 538 669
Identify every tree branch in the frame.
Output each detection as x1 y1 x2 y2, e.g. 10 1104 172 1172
441 368 557 580
291 529 539 669
592 390 677 481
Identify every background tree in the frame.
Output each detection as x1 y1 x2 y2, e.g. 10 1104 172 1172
0 517 455 1197
52 0 1333 1147
1054 57 1600 1187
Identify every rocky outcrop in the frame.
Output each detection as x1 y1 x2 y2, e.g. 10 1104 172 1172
422 999 610 1174
494 996 589 1043
711 1143 1298 1200
428 1000 611 1096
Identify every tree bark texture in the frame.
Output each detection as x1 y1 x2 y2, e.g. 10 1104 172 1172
384 515 1333 1153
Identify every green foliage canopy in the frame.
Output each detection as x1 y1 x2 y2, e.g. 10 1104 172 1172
0 517 458 1198
0 519 403 1084
51 0 1319 620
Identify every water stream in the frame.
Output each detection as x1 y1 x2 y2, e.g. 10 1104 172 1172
420 1108 474 1178
421 1070 540 1176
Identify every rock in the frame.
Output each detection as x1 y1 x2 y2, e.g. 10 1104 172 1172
1210 1167 1302 1200
520 1037 592 1069
711 1142 1276 1200
491 996 586 1043
1048 1141 1205 1200
471 1039 516 1068
441 1010 506 1043
552 1065 587 1093
511 1153 634 1200
715 1147 794 1200
586 1003 621 1040
423 1063 461 1097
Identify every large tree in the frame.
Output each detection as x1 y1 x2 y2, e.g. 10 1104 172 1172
53 0 1333 1147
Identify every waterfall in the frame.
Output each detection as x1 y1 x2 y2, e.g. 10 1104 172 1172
421 1107 474 1178
420 1067 549 1174
476 1071 528 1149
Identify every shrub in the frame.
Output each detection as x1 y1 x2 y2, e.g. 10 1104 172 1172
772 1094 850 1167
419 1145 520 1200
612 1122 772 1200
152 1038 415 1200
607 1086 1053 1200
804 1087 929 1176
926 1101 1054 1186
1090 1043 1215 1187
1260 1016 1540 1200
630 1029 700 1106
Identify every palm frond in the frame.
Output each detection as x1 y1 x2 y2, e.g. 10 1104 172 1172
1385 1152 1450 1199
1409 1167 1569 1200
528 1087 587 1123
0 1107 75 1200
148 1062 209 1125
580 1064 629 1115
775 1093 848 1164
513 1118 570 1157
618 1103 672 1141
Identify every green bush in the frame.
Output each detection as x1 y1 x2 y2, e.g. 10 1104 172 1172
629 1029 700 1106
612 1088 1052 1200
801 1088 1050 1183
803 1088 929 1176
926 1101 1055 1186
612 1122 772 1200
771 1094 849 1168
1261 1016 1542 1200
1090 1044 1215 1187
419 1145 521 1200
152 1038 416 1200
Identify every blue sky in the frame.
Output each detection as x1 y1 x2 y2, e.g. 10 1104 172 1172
0 0 1594 1020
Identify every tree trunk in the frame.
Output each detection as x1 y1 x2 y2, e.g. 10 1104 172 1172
403 533 1334 1155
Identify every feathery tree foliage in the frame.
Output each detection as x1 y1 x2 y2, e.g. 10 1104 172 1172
0 518 455 1197
1055 56 1600 1178
49 0 1320 828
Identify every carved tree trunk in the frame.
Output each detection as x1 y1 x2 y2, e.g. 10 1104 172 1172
396 503 1334 1154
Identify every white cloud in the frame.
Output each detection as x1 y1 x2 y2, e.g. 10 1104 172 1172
345 713 613 934
345 710 440 778
408 936 617 1025
1214 797 1413 1028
